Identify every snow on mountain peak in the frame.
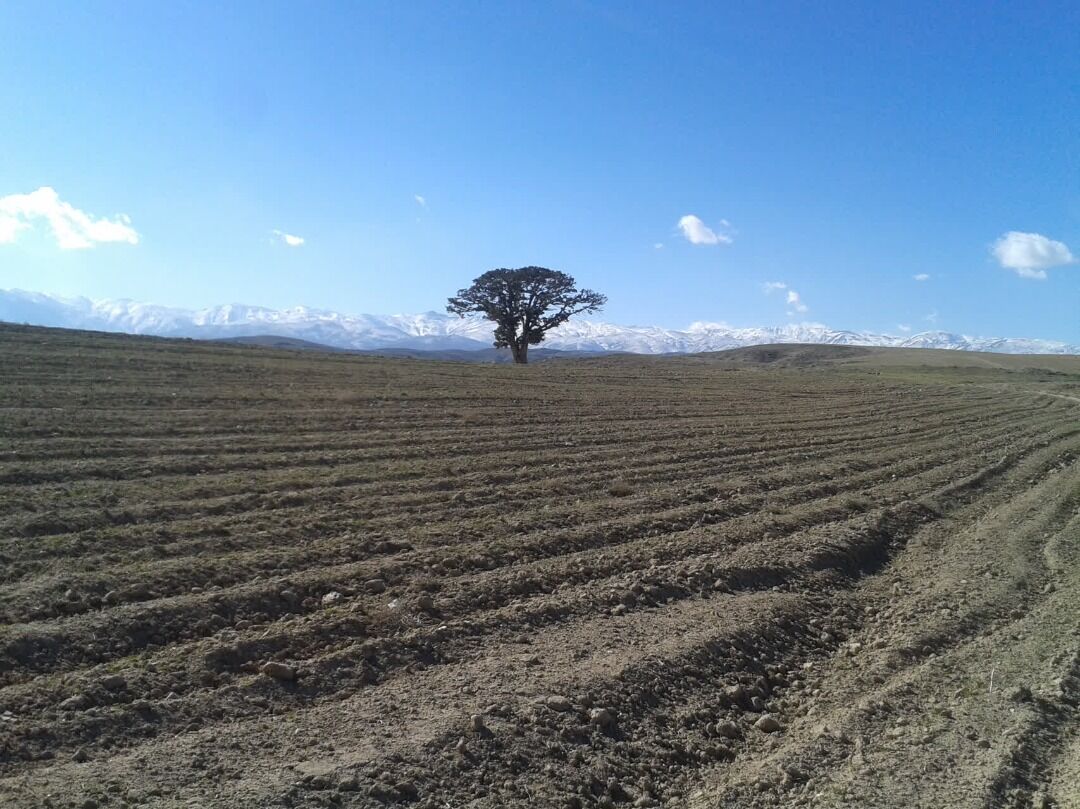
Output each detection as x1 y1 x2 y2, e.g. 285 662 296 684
0 289 1075 356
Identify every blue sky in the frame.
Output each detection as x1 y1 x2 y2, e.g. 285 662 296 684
1 1 1078 340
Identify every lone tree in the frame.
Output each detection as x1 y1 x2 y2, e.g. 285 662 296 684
447 267 606 364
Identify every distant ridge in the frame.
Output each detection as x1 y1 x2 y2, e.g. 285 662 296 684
2 289 1076 356
214 335 603 363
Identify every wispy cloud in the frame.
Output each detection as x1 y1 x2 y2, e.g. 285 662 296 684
763 280 808 315
677 214 733 246
0 186 139 249
913 273 930 281
414 194 427 208
991 231 1075 280
786 289 808 314
653 242 663 249
924 310 939 324
272 229 305 247
897 324 912 333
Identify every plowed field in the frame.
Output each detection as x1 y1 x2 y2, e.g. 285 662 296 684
1 325 1077 809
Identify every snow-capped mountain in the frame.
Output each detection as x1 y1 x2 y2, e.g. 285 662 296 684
1 289 1076 355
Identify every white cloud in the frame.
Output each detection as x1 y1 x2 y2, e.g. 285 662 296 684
272 229 305 247
897 324 912 333
414 194 427 208
924 310 939 324
991 231 1075 279
654 242 663 249
0 186 139 249
0 214 24 243
763 281 808 314
677 214 733 246
913 273 930 281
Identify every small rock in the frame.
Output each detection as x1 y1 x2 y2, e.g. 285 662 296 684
321 591 343 606
610 604 628 616
608 481 634 497
1031 791 1052 809
60 694 92 711
1006 684 1032 703
469 714 486 732
416 594 435 611
588 708 615 728
780 765 805 786
260 662 296 681
102 590 121 605
715 721 741 739
100 674 127 691
72 747 90 762
337 776 360 792
754 715 782 733
545 695 574 712
394 780 418 798
365 579 387 594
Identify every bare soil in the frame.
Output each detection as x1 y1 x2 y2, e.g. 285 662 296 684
0 325 1077 808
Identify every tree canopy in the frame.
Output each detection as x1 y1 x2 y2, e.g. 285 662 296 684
447 267 606 363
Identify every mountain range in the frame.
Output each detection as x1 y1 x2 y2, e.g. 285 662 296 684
1 288 1076 355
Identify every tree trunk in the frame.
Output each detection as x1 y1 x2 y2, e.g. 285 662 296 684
511 340 528 364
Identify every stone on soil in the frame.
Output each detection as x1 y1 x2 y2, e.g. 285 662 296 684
261 662 296 681
100 674 127 691
715 721 741 739
589 708 615 728
754 715 782 733
545 695 574 712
